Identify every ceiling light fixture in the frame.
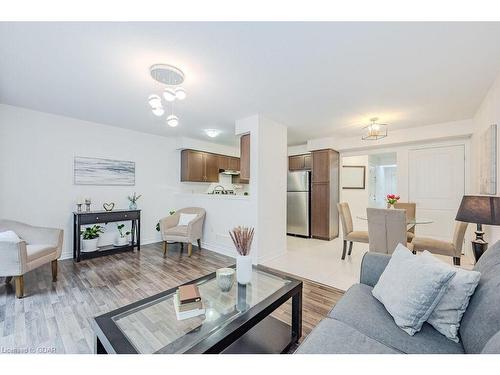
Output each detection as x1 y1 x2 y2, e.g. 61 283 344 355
148 94 162 109
163 88 176 102
205 129 221 138
148 64 187 126
152 107 165 117
167 114 179 127
362 117 388 141
175 87 187 100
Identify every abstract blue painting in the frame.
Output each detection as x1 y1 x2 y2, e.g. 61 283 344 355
74 157 135 186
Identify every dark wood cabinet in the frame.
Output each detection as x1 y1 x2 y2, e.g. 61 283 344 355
181 150 221 183
228 157 240 171
311 149 339 240
181 150 205 182
239 134 250 182
205 153 220 182
304 154 312 170
288 154 312 171
181 148 248 183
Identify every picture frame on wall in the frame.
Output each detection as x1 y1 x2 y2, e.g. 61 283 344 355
74 156 135 186
479 124 497 195
342 165 366 189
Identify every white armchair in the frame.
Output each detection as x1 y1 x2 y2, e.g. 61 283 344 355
159 207 206 257
0 219 63 298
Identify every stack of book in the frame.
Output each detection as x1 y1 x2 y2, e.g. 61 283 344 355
173 284 205 320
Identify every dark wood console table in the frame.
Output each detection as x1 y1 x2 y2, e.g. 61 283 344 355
73 209 141 262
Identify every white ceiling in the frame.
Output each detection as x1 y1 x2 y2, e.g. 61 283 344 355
1 22 500 146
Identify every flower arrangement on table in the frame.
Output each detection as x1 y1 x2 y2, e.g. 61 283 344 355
386 194 400 208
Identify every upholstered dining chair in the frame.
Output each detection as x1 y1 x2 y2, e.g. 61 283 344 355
337 202 369 260
0 219 63 298
366 208 407 254
411 221 468 266
159 207 206 257
394 202 417 242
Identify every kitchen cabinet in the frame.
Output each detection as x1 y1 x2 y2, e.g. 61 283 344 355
311 149 339 240
218 155 230 170
288 154 311 171
228 157 240 171
239 134 250 182
181 149 220 183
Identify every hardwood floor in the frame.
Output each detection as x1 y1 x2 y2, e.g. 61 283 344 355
0 243 343 353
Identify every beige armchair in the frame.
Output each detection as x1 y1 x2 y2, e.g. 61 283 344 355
159 207 206 257
394 202 416 242
411 221 468 266
0 219 63 298
337 202 369 260
366 208 407 254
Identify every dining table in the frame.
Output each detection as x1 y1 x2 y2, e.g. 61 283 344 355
356 215 434 230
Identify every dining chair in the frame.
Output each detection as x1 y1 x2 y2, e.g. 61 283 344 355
394 202 417 242
411 221 468 265
366 208 407 254
337 202 369 260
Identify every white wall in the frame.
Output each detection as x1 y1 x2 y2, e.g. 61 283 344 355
235 115 288 264
0 104 179 259
472 73 500 244
341 155 369 231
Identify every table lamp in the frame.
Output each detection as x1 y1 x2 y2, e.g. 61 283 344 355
455 195 500 261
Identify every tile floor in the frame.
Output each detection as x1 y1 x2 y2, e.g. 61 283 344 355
263 236 475 291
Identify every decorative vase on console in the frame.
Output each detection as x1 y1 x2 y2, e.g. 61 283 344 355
229 226 254 285
127 192 141 210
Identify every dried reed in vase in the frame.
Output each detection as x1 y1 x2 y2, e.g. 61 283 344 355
229 226 254 256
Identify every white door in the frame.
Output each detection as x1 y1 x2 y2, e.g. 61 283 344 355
408 145 465 241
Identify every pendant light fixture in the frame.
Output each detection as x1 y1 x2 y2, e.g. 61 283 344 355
362 117 388 140
148 64 187 127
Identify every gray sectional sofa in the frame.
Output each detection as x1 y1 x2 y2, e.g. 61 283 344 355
296 241 500 354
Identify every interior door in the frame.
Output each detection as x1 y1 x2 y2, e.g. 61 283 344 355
408 145 465 241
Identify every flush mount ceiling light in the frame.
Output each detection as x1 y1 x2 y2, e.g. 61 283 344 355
148 64 187 127
362 117 388 141
205 129 221 138
150 64 185 85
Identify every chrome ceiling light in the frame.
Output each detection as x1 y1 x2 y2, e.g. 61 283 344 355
148 64 187 126
362 117 388 140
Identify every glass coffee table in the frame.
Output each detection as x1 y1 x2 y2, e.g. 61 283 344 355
92 265 303 354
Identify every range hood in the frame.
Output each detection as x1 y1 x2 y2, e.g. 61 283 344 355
219 169 240 176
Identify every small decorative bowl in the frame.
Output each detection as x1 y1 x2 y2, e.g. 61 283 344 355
216 268 235 292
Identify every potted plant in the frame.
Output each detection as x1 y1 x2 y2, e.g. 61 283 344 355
127 192 142 210
229 226 254 285
81 225 104 252
386 194 400 208
115 224 131 246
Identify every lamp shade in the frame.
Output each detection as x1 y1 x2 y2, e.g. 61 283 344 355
455 195 500 225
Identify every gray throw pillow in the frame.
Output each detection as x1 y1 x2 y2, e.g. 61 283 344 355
422 251 481 342
372 244 457 335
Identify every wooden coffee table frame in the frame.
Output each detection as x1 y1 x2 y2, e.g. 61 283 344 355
92 265 302 354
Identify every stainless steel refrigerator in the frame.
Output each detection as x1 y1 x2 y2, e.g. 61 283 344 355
287 171 311 237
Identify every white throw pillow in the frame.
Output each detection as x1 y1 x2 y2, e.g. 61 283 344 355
372 244 457 335
0 230 21 242
178 213 198 226
422 251 481 342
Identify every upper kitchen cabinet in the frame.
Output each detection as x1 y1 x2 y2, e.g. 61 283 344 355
181 149 219 183
288 153 312 171
239 134 250 182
